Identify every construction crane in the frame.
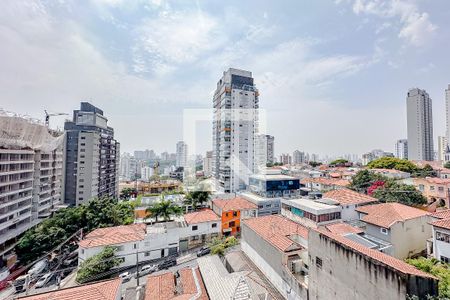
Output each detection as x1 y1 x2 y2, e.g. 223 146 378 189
44 110 68 127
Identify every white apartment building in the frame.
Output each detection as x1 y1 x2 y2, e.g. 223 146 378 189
293 150 305 164
395 139 408 160
279 153 292 165
176 141 188 168
141 166 153 181
213 68 258 192
255 135 274 173
203 151 213 177
0 113 64 258
407 88 434 161
438 136 447 162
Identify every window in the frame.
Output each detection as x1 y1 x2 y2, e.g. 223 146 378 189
380 228 388 235
192 225 198 231
441 256 450 263
81 249 84 254
144 252 150 257
192 235 199 240
116 246 124 251
212 223 217 228
229 221 235 227
436 231 450 243
316 257 322 269
133 244 137 249
233 211 238 217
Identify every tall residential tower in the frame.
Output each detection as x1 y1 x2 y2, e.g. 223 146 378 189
213 68 258 192
395 139 408 160
406 88 434 161
63 102 120 206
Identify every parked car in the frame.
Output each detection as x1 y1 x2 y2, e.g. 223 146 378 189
13 274 29 293
35 273 53 289
62 257 77 267
119 272 132 282
138 264 157 276
158 258 176 270
196 247 211 257
27 260 48 279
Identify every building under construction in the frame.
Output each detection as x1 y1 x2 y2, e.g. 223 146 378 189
0 110 64 262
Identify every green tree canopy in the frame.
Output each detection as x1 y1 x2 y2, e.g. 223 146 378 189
444 161 450 169
146 195 183 222
367 157 419 173
329 159 349 166
407 257 450 298
76 246 121 283
183 191 211 211
309 161 322 167
16 197 135 264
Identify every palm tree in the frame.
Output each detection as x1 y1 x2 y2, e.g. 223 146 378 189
183 191 211 211
146 195 182 222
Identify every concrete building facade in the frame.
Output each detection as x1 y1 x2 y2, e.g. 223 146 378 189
212 68 258 192
176 141 188 168
63 102 120 206
395 139 408 160
407 88 434 161
255 134 274 173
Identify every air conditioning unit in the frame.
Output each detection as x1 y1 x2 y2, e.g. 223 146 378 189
289 259 303 274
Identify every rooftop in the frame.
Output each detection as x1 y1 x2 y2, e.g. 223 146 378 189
144 267 208 300
79 223 146 248
184 209 220 225
301 177 350 187
325 222 364 235
249 174 297 181
18 278 121 300
282 198 341 215
243 215 308 252
431 209 450 220
323 189 378 206
430 218 450 231
356 203 430 228
313 228 437 280
213 197 257 212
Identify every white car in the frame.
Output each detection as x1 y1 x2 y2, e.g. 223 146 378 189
139 264 157 276
35 273 53 288
119 271 132 282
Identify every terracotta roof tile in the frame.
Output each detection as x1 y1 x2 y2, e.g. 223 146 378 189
212 197 257 212
79 223 146 248
145 272 175 300
356 203 430 228
325 223 364 235
431 218 450 230
243 215 308 252
431 209 450 220
314 228 437 280
184 209 220 225
323 189 378 206
18 278 121 300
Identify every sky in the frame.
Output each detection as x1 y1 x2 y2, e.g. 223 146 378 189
1 0 450 157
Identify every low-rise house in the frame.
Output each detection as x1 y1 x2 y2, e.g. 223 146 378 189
356 203 432 259
370 168 411 179
322 189 378 221
301 177 350 192
428 213 450 263
413 177 450 207
281 198 341 228
212 197 257 236
308 228 438 300
240 214 309 300
18 278 121 300
183 209 221 248
144 267 208 300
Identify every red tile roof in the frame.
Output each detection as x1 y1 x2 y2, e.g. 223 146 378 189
431 209 450 220
184 209 220 225
323 189 378 206
356 203 430 228
79 223 146 248
325 222 364 235
243 215 308 252
18 278 121 300
431 218 450 230
314 228 437 279
414 177 450 185
145 272 175 300
212 197 257 212
144 268 208 300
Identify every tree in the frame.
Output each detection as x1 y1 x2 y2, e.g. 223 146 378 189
76 246 121 283
349 170 385 193
329 159 349 166
445 161 450 169
146 195 182 222
371 181 427 206
16 197 135 264
407 257 450 298
184 191 211 211
119 188 137 200
309 161 322 167
367 157 419 173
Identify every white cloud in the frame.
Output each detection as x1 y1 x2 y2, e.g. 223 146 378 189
342 0 437 46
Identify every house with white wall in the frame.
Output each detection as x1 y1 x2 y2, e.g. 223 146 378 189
182 209 221 249
322 189 378 221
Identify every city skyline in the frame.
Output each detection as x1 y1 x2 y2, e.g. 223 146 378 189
1 1 450 156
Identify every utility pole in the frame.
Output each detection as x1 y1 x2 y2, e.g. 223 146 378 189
135 249 140 286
